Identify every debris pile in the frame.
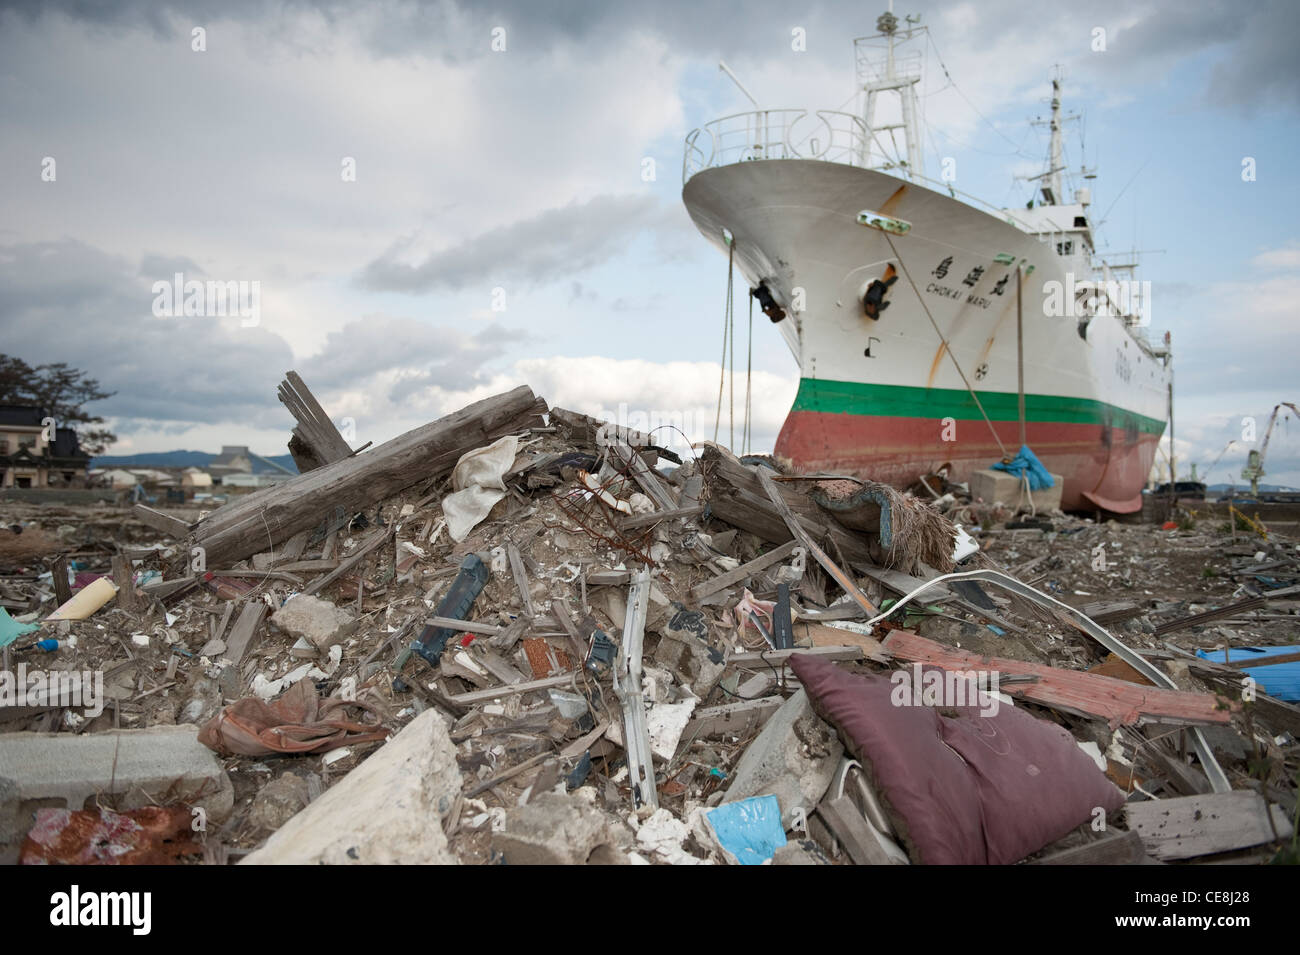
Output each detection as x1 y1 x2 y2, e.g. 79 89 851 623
1 375 1297 865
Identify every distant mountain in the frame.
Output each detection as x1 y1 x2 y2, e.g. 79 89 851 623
91 450 299 475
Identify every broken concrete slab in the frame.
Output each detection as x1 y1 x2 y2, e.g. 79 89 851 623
0 724 234 861
723 688 842 829
491 789 631 865
270 593 358 653
654 630 725 699
970 468 1063 511
241 708 461 864
247 772 310 833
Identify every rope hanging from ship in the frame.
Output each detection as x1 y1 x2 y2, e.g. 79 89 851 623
713 237 735 448
883 233 1011 462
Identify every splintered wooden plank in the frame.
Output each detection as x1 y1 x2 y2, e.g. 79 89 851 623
755 466 878 617
689 539 798 600
882 629 1232 727
817 795 905 866
223 600 269 665
189 385 546 567
132 504 192 539
278 370 353 465
1125 791 1294 860
506 543 535 619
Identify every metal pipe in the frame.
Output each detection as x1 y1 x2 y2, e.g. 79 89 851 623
1017 264 1026 450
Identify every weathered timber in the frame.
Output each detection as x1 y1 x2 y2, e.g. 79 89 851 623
701 444 875 566
756 466 878 617
689 539 799 601
277 370 354 471
132 504 192 539
186 386 546 567
1125 791 1293 860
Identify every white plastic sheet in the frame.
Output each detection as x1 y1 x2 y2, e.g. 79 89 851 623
441 435 520 542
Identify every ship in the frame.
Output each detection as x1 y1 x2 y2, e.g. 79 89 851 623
680 8 1171 512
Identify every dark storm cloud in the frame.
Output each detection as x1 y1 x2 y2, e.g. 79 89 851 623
7 0 1293 111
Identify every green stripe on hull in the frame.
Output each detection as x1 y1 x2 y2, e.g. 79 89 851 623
792 378 1166 435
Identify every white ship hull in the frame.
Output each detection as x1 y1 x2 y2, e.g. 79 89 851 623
683 159 1170 510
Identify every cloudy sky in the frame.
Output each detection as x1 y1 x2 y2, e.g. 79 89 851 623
1 0 1297 488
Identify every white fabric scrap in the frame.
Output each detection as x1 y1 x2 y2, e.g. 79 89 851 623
442 435 520 542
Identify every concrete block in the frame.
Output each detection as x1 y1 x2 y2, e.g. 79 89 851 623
270 594 357 652
247 772 310 833
970 468 1063 511
241 708 462 865
654 631 725 699
492 789 631 865
0 724 234 859
723 688 842 829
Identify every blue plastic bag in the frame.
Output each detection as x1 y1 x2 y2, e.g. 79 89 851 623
991 444 1055 491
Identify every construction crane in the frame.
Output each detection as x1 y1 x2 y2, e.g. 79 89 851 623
1241 402 1299 494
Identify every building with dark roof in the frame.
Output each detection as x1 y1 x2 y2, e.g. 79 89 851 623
0 405 91 488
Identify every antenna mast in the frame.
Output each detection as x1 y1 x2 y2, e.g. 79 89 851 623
858 5 925 179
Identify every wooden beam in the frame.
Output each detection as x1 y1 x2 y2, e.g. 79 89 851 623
506 543 535 619
1033 830 1159 865
277 370 353 469
726 646 864 666
112 555 135 611
755 466 878 617
132 504 192 539
883 629 1232 727
223 601 269 665
618 504 704 530
186 386 546 568
301 525 394 596
689 540 798 601
817 795 903 865
1125 791 1294 860
447 673 576 706
50 554 72 606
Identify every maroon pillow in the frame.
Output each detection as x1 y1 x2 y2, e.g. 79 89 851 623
790 653 1126 864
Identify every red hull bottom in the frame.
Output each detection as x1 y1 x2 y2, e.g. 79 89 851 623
774 411 1160 512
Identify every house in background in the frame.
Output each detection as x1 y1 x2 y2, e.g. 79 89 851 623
209 445 253 479
92 468 139 489
182 467 213 489
0 405 91 488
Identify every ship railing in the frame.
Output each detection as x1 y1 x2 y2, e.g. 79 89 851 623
682 109 1040 233
683 109 871 182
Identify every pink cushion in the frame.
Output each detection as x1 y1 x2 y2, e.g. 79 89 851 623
790 653 1126 864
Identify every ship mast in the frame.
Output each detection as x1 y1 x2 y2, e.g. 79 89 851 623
1028 66 1075 205
1048 73 1064 204
859 4 925 179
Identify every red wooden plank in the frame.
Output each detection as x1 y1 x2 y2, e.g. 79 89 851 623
880 630 1232 727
